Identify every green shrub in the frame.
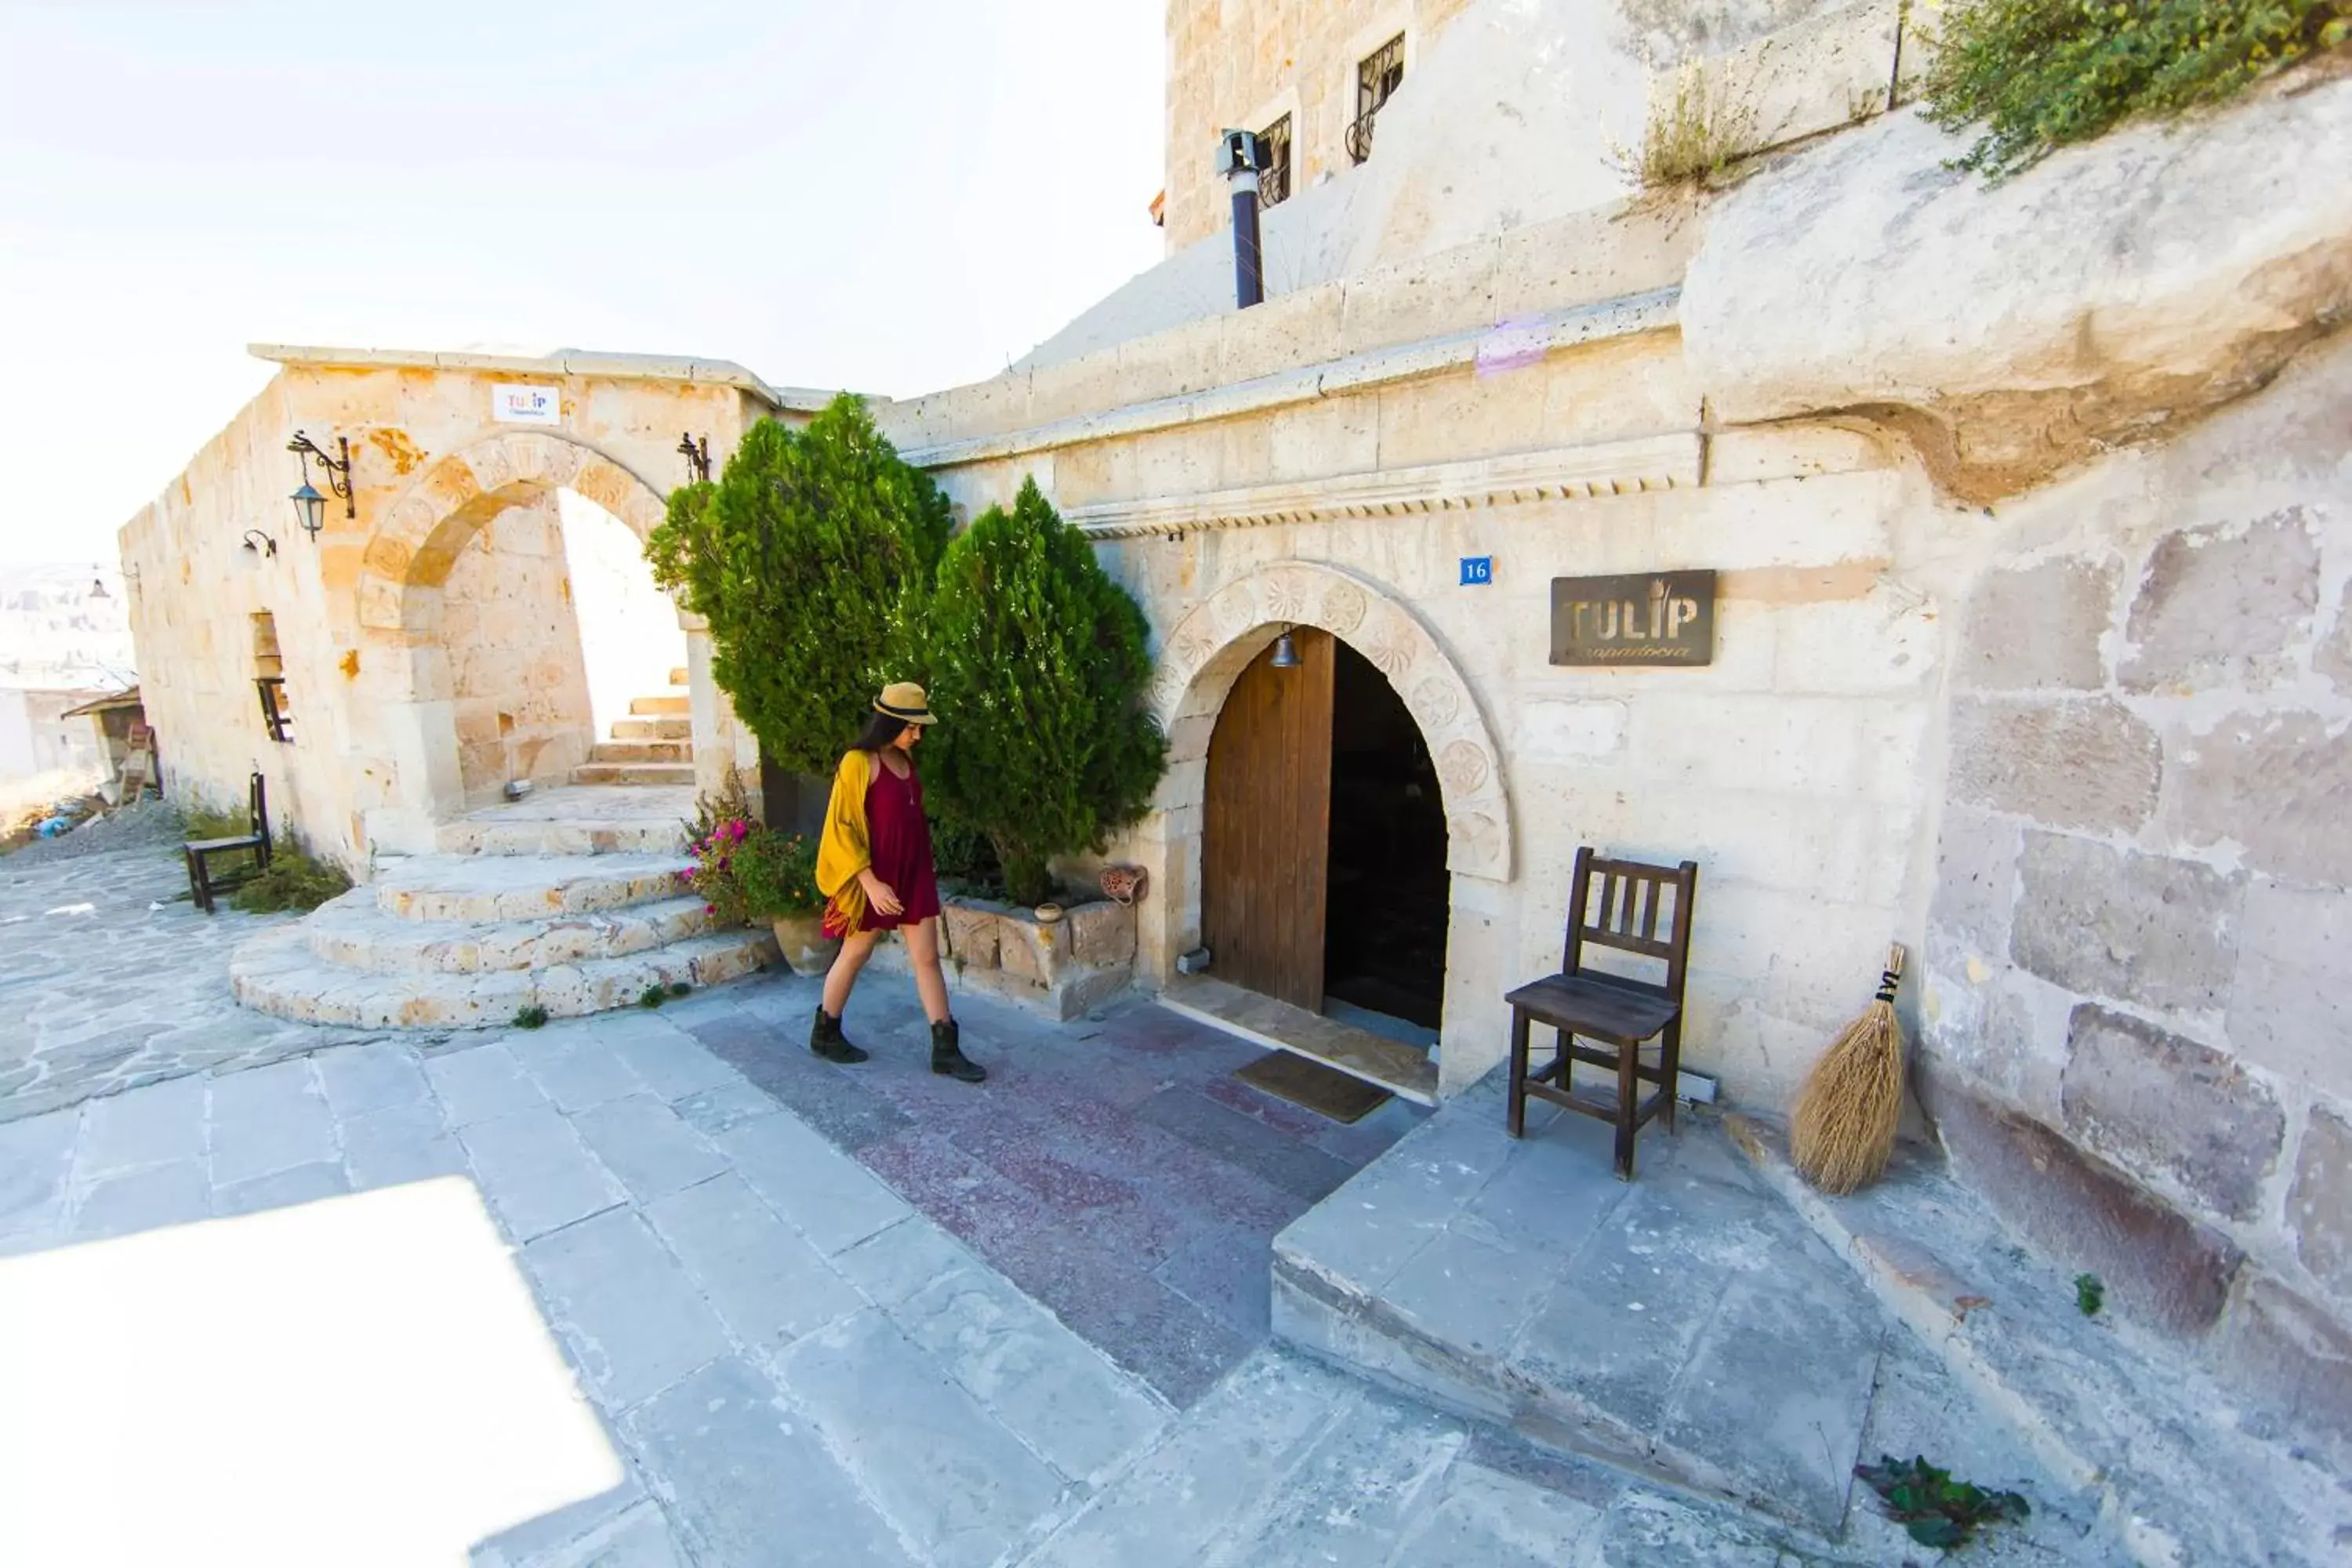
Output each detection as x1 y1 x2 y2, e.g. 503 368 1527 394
514 1004 550 1029
645 396 952 777
922 477 1167 907
639 984 666 1009
735 829 826 920
229 851 352 913
1922 0 2351 179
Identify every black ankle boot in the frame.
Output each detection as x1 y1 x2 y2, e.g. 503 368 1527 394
931 1019 985 1083
810 1007 868 1064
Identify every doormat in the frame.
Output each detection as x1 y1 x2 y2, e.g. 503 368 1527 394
1235 1050 1392 1124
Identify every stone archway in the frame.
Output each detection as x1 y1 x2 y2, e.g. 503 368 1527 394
349 430 722 845
1150 561 1512 879
1126 560 1513 1011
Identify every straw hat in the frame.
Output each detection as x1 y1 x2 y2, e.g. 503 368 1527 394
874 682 937 725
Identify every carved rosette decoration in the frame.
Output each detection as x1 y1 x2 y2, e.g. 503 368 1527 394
1148 560 1512 883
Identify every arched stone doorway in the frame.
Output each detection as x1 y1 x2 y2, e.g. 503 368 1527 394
350 429 720 849
1136 561 1512 1073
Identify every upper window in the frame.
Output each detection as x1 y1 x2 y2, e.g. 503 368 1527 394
1348 34 1406 164
1258 114 1294 206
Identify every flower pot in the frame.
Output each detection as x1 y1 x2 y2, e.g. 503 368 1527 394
769 913 836 977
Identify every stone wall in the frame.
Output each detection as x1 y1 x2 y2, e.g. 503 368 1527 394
1918 331 2352 1427
886 316 1936 1107
120 351 782 868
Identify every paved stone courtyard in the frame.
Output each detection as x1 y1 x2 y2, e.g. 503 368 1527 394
2 841 2142 1564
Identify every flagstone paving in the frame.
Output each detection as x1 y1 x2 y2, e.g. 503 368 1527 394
1 845 401 1125
0 842 2131 1564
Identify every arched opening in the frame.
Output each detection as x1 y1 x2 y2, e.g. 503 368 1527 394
432 485 687 804
353 430 710 842
1200 629 1447 1051
1141 561 1512 1099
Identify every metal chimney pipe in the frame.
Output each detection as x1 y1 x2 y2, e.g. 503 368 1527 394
1219 129 1265 310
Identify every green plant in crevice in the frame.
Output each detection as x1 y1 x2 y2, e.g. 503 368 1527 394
668 981 691 997
514 1004 550 1029
1855 1454 2031 1549
639 984 667 1009
1615 58 1767 188
1921 0 2352 180
2074 1272 2105 1316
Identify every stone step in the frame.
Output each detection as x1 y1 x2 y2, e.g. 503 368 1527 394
669 665 688 687
1725 1114 2352 1566
374 851 693 921
612 716 691 741
589 740 690 764
435 815 688 856
307 890 717 975
1162 975 1438 1105
630 694 690 716
1269 1070 1892 1540
571 762 697 787
230 924 776 1029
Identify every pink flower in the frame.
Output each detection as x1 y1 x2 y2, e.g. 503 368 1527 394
704 903 716 913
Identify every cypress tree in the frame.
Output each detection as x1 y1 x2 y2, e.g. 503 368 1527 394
924 477 1166 907
645 394 950 777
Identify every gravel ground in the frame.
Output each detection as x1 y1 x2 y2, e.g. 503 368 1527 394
1 799 189 870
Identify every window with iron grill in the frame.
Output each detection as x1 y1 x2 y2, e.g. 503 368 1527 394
1348 34 1406 164
1258 114 1293 206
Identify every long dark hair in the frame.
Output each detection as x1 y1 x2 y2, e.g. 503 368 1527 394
853 712 914 754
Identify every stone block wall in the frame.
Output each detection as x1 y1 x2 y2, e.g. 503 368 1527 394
1918 332 2352 1435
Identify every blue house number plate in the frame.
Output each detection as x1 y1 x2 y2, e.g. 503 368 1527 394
1460 556 1494 586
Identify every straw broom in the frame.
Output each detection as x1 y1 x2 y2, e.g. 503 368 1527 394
1791 942 1907 1195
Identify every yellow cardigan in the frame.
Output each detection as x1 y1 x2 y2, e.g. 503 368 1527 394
815 748 877 935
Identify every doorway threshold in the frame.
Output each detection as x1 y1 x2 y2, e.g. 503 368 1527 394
1160 976 1439 1107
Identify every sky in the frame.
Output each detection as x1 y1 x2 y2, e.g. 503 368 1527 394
0 0 1169 570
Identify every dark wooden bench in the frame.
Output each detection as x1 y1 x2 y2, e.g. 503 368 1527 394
1505 847 1698 1179
185 771 272 914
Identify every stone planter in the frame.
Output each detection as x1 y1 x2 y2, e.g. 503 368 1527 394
768 913 836 977
869 892 1136 1021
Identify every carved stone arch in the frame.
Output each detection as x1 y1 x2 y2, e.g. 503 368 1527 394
1153 560 1512 882
351 429 675 702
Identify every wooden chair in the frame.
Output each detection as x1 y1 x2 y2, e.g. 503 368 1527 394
1504 848 1699 1179
185 771 272 914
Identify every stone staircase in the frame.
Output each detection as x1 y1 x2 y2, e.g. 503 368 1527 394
571 666 695 788
230 777 779 1030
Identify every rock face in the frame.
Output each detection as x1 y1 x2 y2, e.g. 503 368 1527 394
1682 74 2352 502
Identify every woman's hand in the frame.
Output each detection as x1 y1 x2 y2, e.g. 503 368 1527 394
858 869 903 917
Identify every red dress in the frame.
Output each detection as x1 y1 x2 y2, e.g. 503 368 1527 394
828 756 942 936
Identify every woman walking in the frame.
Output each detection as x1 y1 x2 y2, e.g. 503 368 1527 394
809 683 986 1083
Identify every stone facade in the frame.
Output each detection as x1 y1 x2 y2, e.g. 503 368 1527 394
119 349 811 868
879 3 2352 1449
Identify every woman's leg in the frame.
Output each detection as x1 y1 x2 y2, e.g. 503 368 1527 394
822 930 880 1018
902 917 952 1025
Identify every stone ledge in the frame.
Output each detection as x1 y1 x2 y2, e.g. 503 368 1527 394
1723 1107 2352 1566
1682 72 2352 502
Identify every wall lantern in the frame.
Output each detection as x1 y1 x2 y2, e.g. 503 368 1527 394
677 432 712 486
242 529 278 559
1269 627 1301 669
286 430 354 539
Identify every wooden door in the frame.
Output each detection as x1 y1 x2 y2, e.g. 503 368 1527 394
1203 628 1334 1007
